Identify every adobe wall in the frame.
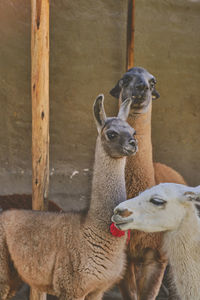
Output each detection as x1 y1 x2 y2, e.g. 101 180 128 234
0 0 199 211
135 0 200 187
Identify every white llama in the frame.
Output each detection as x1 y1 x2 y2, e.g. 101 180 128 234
112 183 200 300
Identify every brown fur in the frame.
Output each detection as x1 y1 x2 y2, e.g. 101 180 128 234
119 107 186 300
118 108 169 300
120 112 186 300
110 67 186 300
154 162 186 185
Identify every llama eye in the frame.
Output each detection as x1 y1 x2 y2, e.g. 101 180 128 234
150 83 154 88
106 131 118 140
150 82 155 89
150 198 166 206
150 78 156 89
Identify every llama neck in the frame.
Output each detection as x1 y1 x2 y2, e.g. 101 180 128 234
125 103 155 198
163 208 200 299
89 137 126 224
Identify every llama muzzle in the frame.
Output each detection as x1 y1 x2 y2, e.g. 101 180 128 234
111 208 134 230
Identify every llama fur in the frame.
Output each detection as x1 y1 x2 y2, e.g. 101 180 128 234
0 95 137 300
0 194 61 300
113 183 200 300
110 67 186 300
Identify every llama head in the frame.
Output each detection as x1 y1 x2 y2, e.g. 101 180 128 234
112 183 200 232
110 67 160 114
93 94 138 158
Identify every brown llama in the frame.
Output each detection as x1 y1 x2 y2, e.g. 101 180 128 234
110 67 186 300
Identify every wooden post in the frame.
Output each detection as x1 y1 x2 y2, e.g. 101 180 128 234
127 0 135 70
31 0 49 299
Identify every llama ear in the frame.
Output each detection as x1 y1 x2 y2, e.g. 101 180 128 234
183 186 200 204
151 77 160 100
152 88 160 100
93 94 106 133
117 98 132 121
110 80 122 99
110 75 132 99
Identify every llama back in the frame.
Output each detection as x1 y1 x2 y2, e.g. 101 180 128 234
154 162 186 185
1 209 89 293
1 210 70 290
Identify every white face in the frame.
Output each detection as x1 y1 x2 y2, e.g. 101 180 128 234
112 183 200 233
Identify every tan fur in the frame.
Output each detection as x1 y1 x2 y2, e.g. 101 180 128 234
119 105 186 300
0 209 126 299
0 194 62 300
0 96 136 300
154 162 186 185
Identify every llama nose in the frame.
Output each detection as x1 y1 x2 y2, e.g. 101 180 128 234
114 208 133 218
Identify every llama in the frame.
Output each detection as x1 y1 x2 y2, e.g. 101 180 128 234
110 67 186 300
0 94 137 300
112 183 200 300
0 194 62 300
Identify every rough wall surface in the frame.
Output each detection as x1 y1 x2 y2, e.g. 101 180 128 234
134 0 200 186
0 1 31 193
0 0 128 210
0 0 199 208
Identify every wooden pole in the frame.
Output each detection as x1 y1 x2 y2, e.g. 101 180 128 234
126 0 135 70
31 0 49 299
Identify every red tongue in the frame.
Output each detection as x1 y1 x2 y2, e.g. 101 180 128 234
110 222 131 244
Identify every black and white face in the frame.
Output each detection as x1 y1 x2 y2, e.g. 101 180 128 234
112 183 200 232
93 95 138 158
110 67 160 114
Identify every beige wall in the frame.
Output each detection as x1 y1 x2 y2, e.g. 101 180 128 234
0 0 128 209
0 0 199 210
134 0 200 186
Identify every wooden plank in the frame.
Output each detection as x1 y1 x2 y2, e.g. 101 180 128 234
30 289 47 300
127 0 135 70
31 0 49 299
31 0 49 210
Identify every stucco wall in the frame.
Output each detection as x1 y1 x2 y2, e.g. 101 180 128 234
0 0 199 211
134 0 200 186
0 0 128 210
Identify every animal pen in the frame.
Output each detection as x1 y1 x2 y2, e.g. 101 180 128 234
0 1 200 300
